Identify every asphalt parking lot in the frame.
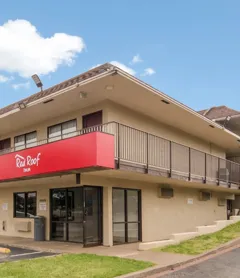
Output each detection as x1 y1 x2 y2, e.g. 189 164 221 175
0 246 56 263
159 247 240 278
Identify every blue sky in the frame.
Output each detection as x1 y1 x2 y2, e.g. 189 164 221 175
0 0 240 111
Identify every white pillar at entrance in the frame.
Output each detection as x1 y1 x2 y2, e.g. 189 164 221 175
103 186 113 246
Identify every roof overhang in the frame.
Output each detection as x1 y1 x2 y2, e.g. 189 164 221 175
213 114 240 122
0 64 240 152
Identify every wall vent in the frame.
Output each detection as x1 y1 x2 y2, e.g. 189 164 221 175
158 187 174 199
199 191 211 201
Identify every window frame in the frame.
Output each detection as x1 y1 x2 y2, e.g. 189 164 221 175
112 187 142 245
13 191 37 218
14 131 37 150
82 110 102 129
0 138 11 153
47 119 77 141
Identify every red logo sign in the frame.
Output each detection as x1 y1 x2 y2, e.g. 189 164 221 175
15 153 41 173
0 132 114 182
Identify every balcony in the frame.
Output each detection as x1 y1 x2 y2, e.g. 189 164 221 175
0 132 114 182
0 122 240 188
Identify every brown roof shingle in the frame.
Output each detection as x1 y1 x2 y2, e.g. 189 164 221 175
0 63 112 116
198 106 240 120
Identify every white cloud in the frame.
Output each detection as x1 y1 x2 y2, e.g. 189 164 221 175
141 68 156 76
0 19 85 78
110 61 136 75
130 54 143 64
0 74 13 83
0 74 9 83
12 81 30 90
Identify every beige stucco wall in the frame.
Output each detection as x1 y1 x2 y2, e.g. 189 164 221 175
141 184 226 241
0 101 109 148
0 100 226 160
105 101 225 158
0 173 227 243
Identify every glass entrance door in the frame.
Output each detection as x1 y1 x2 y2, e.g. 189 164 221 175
51 189 68 241
50 186 102 246
83 186 103 246
68 188 84 242
112 188 142 245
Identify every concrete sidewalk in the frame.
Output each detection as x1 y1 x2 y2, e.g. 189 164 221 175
0 236 194 266
1 236 240 278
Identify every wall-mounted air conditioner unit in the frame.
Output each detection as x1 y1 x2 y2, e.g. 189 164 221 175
226 194 235 200
199 191 211 201
158 187 174 199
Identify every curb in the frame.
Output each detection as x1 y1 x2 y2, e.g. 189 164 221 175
117 238 240 278
0 244 61 254
0 247 11 254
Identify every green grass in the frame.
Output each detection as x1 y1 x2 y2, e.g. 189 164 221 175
0 253 153 278
155 221 240 255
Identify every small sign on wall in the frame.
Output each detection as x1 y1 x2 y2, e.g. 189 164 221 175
39 199 47 211
2 203 8 211
187 198 193 205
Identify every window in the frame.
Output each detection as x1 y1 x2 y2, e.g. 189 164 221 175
112 188 141 244
14 192 37 218
14 131 37 150
48 119 77 142
82 111 102 128
0 138 11 154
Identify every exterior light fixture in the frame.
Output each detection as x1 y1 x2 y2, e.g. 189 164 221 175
79 92 88 99
31 74 43 91
105 85 114 91
161 99 170 104
18 102 26 109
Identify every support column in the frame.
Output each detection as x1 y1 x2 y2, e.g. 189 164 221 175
103 186 113 246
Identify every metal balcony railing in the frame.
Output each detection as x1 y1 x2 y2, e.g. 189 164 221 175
0 121 240 187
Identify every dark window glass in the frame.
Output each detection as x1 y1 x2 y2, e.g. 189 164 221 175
113 189 125 222
14 192 37 218
82 111 102 128
0 138 11 154
113 223 125 244
15 193 25 218
112 188 141 245
26 192 37 217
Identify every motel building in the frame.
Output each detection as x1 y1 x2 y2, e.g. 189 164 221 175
1 63 240 249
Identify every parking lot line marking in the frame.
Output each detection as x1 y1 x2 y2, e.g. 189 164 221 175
10 251 42 258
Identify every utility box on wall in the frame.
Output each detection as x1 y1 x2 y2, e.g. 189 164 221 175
199 191 211 201
218 198 226 206
158 186 174 199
